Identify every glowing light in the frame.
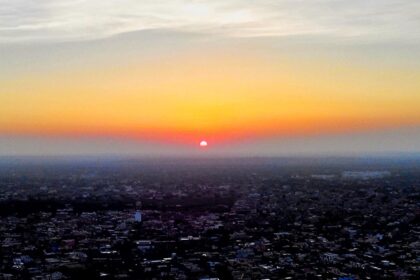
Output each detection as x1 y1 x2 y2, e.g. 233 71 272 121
200 140 208 147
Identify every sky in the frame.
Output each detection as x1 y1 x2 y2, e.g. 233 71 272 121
1 0 420 156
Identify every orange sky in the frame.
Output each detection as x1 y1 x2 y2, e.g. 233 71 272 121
1 1 420 155
0 21 420 156
1 45 419 147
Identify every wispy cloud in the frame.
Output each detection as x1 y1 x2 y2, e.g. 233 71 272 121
0 0 419 43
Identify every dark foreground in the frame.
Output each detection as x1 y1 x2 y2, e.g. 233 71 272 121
0 158 419 279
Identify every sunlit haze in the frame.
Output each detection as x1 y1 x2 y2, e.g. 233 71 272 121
1 0 419 156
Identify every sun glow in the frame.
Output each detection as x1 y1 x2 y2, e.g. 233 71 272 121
1 31 419 150
200 140 208 147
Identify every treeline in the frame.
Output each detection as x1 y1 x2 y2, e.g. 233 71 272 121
0 195 236 216
0 198 132 216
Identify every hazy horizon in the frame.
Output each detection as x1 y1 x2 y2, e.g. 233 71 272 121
1 126 419 157
1 1 419 156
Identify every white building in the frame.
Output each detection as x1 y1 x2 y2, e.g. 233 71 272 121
134 211 142 222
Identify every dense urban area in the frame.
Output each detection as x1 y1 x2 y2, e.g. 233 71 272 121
0 157 419 279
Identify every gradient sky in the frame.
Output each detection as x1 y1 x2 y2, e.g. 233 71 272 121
1 0 420 156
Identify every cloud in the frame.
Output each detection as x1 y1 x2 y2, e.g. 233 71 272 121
0 0 419 43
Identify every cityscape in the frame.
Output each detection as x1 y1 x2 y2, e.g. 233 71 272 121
1 1 420 279
0 158 418 279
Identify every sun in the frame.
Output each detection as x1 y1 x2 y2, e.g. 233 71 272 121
199 140 208 147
